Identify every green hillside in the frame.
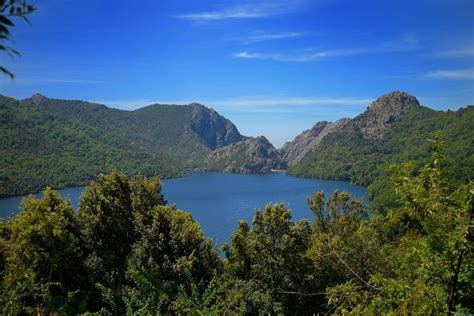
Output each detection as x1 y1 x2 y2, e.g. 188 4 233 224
0 96 183 196
0 94 246 197
287 95 473 210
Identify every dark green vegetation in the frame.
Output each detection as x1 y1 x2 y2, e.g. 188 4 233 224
287 91 474 211
0 94 271 197
0 145 472 314
0 95 182 196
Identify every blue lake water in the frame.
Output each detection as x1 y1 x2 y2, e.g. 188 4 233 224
0 172 367 244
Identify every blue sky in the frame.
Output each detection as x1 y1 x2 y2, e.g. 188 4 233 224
1 0 473 147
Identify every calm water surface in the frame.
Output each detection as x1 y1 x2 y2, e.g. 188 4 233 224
0 172 367 244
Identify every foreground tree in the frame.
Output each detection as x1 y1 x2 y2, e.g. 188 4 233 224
224 203 313 314
327 142 473 314
123 205 221 314
77 171 166 312
306 191 388 313
1 188 87 314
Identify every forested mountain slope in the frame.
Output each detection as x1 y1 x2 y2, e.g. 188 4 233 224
26 94 246 166
0 95 183 196
0 94 278 196
285 91 473 208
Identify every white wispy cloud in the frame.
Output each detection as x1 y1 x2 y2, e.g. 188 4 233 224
234 51 328 62
234 36 419 62
228 32 304 44
430 47 474 58
175 1 309 21
425 69 474 80
44 79 107 84
207 95 373 109
95 95 372 112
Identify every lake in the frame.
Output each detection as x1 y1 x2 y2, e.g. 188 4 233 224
0 172 367 244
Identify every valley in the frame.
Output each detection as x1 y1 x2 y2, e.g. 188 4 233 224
1 91 472 201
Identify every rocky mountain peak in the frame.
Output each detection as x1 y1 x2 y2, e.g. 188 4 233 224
189 102 206 109
369 91 420 114
188 102 244 150
360 91 420 140
254 135 272 145
31 93 49 105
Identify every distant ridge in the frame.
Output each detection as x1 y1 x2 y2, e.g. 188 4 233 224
0 94 280 196
1 91 472 199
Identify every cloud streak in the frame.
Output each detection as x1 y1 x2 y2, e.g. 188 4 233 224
95 95 373 112
234 51 328 62
234 36 419 62
425 69 474 80
44 79 107 84
175 1 308 21
228 32 304 44
430 47 474 58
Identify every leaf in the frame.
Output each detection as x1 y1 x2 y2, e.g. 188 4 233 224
0 65 14 79
0 15 13 26
0 24 10 35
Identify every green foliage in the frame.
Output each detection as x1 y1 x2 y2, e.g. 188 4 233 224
0 95 183 197
123 205 221 314
0 140 472 314
78 171 138 309
77 171 172 312
326 147 473 314
0 94 250 198
306 191 389 310
1 188 87 314
224 203 314 314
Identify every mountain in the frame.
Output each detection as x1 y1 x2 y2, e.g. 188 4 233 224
205 136 286 173
188 103 246 149
0 94 278 197
25 94 246 166
284 91 473 209
283 91 422 168
3 91 471 201
356 91 421 140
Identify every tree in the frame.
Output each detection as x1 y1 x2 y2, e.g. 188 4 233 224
77 171 166 312
224 203 313 314
306 191 388 313
327 141 473 314
123 205 221 314
0 0 35 78
1 188 87 315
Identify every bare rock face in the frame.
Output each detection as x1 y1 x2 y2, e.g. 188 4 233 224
358 91 420 140
281 118 349 166
188 103 245 150
206 136 286 173
280 91 420 167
